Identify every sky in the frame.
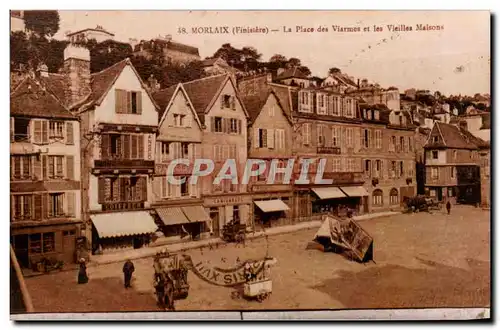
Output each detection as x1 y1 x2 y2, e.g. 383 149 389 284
55 10 490 96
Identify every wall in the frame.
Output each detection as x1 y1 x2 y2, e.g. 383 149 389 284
425 165 457 186
94 65 158 127
425 149 447 165
10 16 25 32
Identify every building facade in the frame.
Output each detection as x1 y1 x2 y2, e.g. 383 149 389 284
133 35 200 65
239 75 294 229
10 75 82 269
182 74 250 236
66 25 115 43
424 122 487 204
10 10 25 33
151 83 210 242
63 46 160 254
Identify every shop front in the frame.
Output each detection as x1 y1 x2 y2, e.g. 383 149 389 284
153 205 210 241
311 187 351 216
203 194 252 236
11 221 82 269
338 186 369 215
90 210 158 254
253 199 290 228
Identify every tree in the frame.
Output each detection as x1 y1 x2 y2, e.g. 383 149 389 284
10 31 30 70
24 10 60 38
328 67 341 75
269 54 287 63
298 66 311 76
160 60 206 88
287 57 301 68
87 39 133 73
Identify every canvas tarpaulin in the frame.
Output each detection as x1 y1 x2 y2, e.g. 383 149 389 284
313 215 374 263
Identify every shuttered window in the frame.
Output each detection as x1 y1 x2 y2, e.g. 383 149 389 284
66 155 74 180
115 89 143 114
65 122 74 145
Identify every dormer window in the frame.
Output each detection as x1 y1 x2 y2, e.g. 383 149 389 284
374 110 380 120
433 136 439 143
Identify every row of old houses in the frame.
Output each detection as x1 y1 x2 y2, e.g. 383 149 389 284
10 44 490 269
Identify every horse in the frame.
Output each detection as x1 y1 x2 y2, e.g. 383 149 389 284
163 277 175 311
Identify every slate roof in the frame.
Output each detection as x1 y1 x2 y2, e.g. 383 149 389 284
425 122 487 150
276 67 309 80
152 84 178 120
40 73 68 104
182 74 228 124
10 76 76 120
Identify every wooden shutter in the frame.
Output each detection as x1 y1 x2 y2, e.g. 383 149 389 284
231 96 236 110
66 155 74 180
126 91 132 114
141 176 147 201
267 129 275 149
136 91 142 114
138 135 144 159
131 135 138 159
254 128 260 148
42 155 48 179
41 193 48 219
237 119 242 134
153 176 161 200
101 134 110 159
33 120 41 143
33 155 41 180
34 194 43 220
66 191 75 217
98 177 105 203
115 89 122 113
220 95 224 108
65 122 74 145
41 120 49 144
368 129 373 149
123 134 131 159
211 117 215 132
10 117 14 142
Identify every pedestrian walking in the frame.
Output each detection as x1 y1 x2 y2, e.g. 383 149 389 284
446 201 451 215
77 258 88 284
154 273 165 308
123 259 135 288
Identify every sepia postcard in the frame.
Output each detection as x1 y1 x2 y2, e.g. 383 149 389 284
9 10 491 321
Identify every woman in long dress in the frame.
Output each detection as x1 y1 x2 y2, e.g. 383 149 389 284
78 258 88 284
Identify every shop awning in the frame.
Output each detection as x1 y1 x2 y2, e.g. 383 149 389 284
340 186 369 197
312 187 347 200
91 211 158 238
155 207 190 226
181 206 210 223
254 200 290 213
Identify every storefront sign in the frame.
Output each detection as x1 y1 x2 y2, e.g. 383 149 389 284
155 163 195 176
251 184 291 193
205 195 251 206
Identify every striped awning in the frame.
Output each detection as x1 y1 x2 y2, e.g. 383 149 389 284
181 206 210 223
155 207 190 226
254 200 290 213
312 187 347 200
91 211 158 238
340 186 369 197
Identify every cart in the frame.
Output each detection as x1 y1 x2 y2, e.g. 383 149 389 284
222 219 246 243
243 279 272 302
153 251 190 310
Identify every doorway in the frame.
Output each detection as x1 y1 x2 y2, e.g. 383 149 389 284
12 235 29 268
209 207 219 236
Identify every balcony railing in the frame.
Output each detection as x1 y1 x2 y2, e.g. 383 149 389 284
317 146 341 154
13 134 30 143
94 159 154 170
102 201 145 211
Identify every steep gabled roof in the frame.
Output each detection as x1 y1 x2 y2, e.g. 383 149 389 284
153 83 202 128
424 122 484 150
10 76 76 120
240 89 291 125
182 74 248 125
40 73 68 105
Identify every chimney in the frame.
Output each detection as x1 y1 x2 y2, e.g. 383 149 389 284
37 63 49 78
63 44 91 107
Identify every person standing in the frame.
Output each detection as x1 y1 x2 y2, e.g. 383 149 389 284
77 258 88 284
446 200 451 215
123 259 135 288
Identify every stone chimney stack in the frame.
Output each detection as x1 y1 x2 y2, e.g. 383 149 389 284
63 44 91 107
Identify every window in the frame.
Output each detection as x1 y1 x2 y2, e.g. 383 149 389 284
63 230 76 236
432 151 438 159
302 123 311 145
179 115 186 127
433 136 439 143
333 158 341 172
375 130 382 149
110 134 122 158
180 177 189 197
48 193 64 217
317 94 326 114
318 125 325 147
409 137 413 152
12 194 33 220
431 167 438 179
160 142 170 162
258 129 268 148
230 119 238 133
375 160 381 177
214 117 223 132
100 176 147 202
372 189 383 206
400 137 405 152
332 96 340 116
223 95 231 108
12 155 31 180
363 129 369 148
391 161 396 178
451 167 455 178
390 136 396 151
374 110 380 120
49 121 64 138
29 232 55 254
365 160 371 176
345 98 354 117
390 188 399 205
269 106 275 117
115 90 142 114
181 143 190 158
299 92 311 112
48 156 64 179
346 128 353 147
400 161 404 177
13 118 30 142
275 129 285 149
332 127 339 147
232 205 240 222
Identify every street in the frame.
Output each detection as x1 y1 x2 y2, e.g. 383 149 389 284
26 205 490 312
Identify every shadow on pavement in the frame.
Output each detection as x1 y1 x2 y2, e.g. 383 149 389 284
312 258 490 309
28 275 160 313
